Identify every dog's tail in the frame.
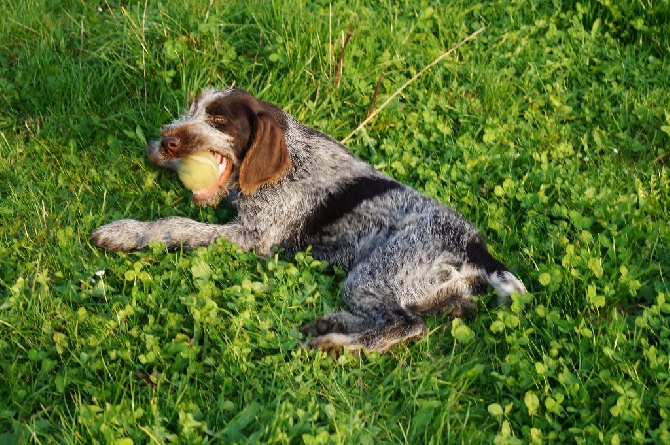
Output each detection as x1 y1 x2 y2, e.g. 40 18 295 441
466 235 526 303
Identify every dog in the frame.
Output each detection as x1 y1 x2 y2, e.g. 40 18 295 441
91 88 526 355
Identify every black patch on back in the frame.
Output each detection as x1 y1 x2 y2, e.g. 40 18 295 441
466 235 507 274
300 176 402 241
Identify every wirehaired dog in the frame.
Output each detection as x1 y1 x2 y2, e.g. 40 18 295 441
91 88 526 355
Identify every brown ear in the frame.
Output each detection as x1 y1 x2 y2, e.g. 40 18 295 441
238 112 292 195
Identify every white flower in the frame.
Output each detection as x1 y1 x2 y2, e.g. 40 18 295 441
95 270 105 277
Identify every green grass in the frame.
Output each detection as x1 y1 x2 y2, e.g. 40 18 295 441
1 0 669 443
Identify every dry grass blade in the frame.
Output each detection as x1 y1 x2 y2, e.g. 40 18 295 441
341 26 486 144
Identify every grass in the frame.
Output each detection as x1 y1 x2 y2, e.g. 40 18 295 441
1 0 669 443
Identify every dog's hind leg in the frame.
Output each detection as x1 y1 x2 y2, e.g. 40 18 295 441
302 250 429 356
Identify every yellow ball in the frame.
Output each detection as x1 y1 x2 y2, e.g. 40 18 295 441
177 152 219 191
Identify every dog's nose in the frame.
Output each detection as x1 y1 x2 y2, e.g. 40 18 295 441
160 136 181 155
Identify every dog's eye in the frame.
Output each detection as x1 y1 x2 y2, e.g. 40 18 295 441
209 116 228 125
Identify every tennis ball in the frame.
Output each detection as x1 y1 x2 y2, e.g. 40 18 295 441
177 152 219 191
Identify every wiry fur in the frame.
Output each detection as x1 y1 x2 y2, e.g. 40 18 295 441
92 88 526 356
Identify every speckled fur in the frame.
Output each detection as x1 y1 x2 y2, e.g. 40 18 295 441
92 88 526 356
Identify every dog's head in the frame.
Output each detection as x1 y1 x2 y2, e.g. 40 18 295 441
147 88 292 206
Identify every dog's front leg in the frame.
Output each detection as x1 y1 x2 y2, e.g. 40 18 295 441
91 216 251 252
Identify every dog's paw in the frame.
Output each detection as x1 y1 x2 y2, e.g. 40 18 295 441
301 317 344 337
303 333 361 359
91 219 149 252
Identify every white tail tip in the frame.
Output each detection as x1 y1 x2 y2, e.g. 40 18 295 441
488 270 526 298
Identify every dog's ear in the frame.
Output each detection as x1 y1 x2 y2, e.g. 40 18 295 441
238 112 291 195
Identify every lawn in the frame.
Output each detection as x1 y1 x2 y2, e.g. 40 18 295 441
1 0 669 443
